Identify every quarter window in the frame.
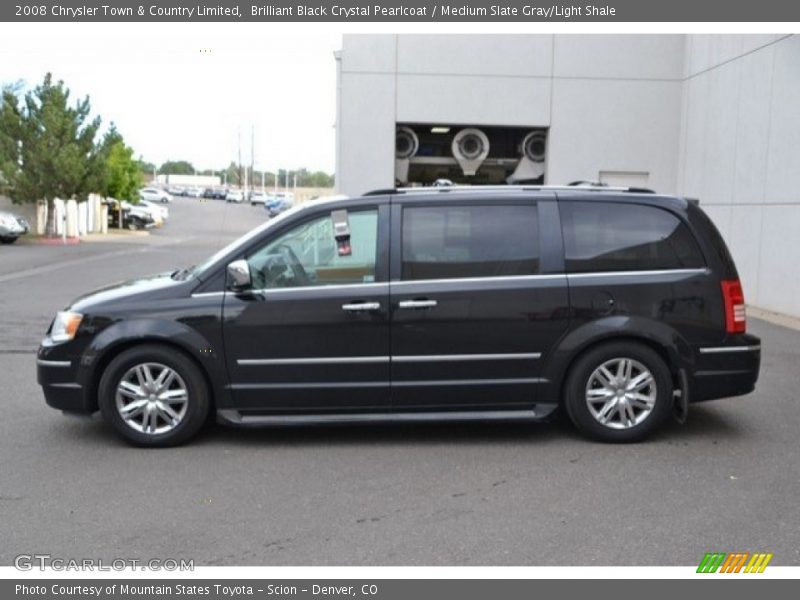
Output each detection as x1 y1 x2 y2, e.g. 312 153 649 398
401 204 539 280
246 210 378 288
559 201 704 273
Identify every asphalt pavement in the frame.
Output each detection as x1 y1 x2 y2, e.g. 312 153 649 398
1 197 799 566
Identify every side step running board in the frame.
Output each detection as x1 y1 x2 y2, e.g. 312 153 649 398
217 406 558 427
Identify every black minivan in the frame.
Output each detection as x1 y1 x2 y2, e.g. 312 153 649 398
37 186 761 446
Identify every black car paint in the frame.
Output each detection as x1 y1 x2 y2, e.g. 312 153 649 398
37 190 761 422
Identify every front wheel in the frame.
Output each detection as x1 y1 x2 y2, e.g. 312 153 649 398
98 344 210 447
0 236 17 244
564 342 673 443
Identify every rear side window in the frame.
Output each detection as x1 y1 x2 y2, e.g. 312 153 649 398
560 201 704 273
401 204 539 280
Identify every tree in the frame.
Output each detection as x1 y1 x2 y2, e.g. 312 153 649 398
0 73 102 235
136 157 156 180
101 140 142 202
0 84 24 192
159 160 194 175
221 161 240 186
87 124 142 201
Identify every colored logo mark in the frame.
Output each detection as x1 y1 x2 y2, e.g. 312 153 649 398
697 552 773 573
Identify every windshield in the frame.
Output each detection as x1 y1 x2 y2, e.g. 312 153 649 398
189 203 307 279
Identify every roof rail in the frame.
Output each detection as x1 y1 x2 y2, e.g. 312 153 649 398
363 184 655 196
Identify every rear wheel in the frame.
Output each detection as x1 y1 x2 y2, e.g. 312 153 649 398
98 344 210 447
0 236 17 244
564 341 672 443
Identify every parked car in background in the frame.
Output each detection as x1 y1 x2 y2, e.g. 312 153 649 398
166 186 184 196
125 202 157 229
202 188 217 199
104 200 155 231
138 200 169 226
264 193 294 217
226 190 245 203
186 187 203 198
0 210 30 244
249 191 268 205
138 187 172 204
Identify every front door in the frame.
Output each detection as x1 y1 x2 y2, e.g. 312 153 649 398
389 196 570 411
223 205 391 413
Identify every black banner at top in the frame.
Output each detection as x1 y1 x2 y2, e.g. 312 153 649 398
3 0 800 22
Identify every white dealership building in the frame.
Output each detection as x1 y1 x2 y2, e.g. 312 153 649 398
334 34 800 318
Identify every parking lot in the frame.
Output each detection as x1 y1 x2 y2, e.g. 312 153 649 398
1 196 799 566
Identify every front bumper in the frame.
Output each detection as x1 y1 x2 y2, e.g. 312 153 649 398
0 223 28 237
37 345 94 414
690 333 761 402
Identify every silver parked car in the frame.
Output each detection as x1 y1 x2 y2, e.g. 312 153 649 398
0 210 30 244
138 187 172 204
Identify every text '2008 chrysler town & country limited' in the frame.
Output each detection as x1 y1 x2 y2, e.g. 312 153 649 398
37 185 761 446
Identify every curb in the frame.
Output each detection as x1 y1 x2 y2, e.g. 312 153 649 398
34 236 80 246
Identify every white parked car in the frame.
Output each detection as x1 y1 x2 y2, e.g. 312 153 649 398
249 191 268 205
138 200 169 225
226 190 245 203
138 187 172 204
119 201 156 229
0 210 30 244
186 187 203 198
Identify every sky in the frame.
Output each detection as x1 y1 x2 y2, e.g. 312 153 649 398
0 24 341 174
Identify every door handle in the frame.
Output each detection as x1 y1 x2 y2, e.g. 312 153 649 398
342 302 381 312
398 299 438 309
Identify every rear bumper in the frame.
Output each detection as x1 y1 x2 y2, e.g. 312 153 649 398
689 334 761 402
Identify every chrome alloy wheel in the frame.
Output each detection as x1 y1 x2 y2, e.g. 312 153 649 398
585 358 657 430
115 363 189 435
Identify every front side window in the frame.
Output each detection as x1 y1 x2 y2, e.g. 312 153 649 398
246 209 378 289
560 201 705 273
401 204 539 280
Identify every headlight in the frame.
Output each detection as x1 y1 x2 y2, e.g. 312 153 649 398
50 311 83 343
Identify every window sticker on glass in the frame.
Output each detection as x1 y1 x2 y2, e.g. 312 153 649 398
331 209 352 256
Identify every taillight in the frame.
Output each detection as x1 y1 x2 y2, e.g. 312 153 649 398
721 279 746 334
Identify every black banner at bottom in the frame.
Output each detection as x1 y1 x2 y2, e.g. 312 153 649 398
4 579 797 600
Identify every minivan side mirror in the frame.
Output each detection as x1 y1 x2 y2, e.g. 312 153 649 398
227 259 252 291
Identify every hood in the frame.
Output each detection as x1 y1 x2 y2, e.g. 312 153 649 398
69 271 190 313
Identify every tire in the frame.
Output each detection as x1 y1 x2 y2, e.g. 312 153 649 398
98 344 210 447
0 236 17 244
564 341 673 443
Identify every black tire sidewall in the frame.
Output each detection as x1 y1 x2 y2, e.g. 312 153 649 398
565 342 673 443
98 344 210 447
